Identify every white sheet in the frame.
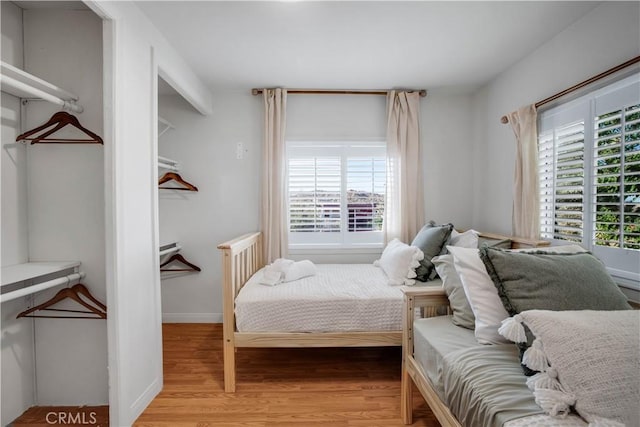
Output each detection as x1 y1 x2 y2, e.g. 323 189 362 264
235 264 437 333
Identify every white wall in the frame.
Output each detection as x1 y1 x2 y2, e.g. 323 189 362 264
157 89 474 322
1 4 35 425
158 92 261 323
85 1 213 425
471 1 640 235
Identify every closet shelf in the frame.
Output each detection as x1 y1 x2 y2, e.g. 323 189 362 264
158 155 180 171
159 242 181 258
1 261 80 287
1 262 83 304
0 61 83 113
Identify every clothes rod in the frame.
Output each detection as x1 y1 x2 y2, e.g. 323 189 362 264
159 244 182 257
251 88 427 97
500 55 640 124
2 75 84 113
0 272 85 304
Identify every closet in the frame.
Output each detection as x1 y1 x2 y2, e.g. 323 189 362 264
1 2 107 425
157 77 202 322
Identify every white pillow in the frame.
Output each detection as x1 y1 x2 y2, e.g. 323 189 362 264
449 229 479 248
449 244 594 345
447 246 509 344
374 238 424 286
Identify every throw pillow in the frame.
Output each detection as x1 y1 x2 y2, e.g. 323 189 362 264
479 247 631 315
449 229 479 248
374 238 424 286
448 244 596 345
500 309 640 427
447 246 510 344
433 254 475 329
411 221 453 282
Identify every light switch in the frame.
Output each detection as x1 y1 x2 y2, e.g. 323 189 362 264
236 142 244 159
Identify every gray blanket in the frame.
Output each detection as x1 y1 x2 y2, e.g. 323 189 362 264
443 344 544 427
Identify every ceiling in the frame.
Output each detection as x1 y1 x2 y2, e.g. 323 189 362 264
138 1 600 94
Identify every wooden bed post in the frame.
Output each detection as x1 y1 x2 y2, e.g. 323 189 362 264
218 232 264 393
401 292 415 425
221 246 236 392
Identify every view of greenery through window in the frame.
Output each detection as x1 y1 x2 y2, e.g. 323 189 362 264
593 104 640 250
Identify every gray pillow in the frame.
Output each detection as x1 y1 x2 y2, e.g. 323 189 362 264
432 254 475 329
479 247 632 375
411 221 453 282
478 237 512 249
479 247 631 315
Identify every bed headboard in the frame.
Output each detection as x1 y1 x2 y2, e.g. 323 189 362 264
217 232 264 301
475 231 550 249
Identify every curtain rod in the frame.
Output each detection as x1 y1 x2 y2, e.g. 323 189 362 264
501 55 640 124
251 88 427 97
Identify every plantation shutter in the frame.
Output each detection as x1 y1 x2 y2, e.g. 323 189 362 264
538 73 639 287
346 154 386 232
593 82 640 250
538 101 588 243
288 156 341 233
287 141 386 247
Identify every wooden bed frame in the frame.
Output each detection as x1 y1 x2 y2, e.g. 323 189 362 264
400 235 549 426
217 231 402 392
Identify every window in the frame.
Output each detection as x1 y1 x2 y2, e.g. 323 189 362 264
538 72 640 287
287 141 386 248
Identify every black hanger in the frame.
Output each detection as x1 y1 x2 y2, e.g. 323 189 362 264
16 111 103 144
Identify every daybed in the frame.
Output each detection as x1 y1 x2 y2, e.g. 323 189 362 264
216 230 545 393
401 245 639 427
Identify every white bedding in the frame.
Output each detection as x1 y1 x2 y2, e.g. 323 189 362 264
235 264 437 333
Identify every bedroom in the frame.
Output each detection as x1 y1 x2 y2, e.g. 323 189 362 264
0 1 638 426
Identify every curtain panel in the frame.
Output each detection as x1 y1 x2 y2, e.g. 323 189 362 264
261 88 288 262
384 91 424 244
507 104 539 240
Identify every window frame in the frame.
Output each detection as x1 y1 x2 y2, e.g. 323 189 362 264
537 72 640 290
286 139 387 250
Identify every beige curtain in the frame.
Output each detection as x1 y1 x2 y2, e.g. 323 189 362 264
384 91 424 244
261 88 288 262
507 104 539 239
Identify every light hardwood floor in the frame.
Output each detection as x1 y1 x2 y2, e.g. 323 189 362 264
134 323 439 427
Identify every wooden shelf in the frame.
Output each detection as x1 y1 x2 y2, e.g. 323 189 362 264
1 261 80 288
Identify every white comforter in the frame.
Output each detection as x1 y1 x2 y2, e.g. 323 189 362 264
235 264 411 332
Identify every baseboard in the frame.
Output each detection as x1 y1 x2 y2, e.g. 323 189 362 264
161 312 223 323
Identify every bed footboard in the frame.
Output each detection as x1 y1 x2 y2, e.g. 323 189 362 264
217 232 264 392
401 287 462 427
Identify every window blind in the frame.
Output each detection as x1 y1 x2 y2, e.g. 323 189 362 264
540 121 586 242
287 141 386 247
288 157 341 233
593 104 640 250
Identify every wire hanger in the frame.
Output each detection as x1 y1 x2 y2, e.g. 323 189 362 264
16 283 107 319
160 253 201 272
16 111 103 144
159 172 198 191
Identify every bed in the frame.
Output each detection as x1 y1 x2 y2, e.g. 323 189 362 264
401 248 639 427
217 230 545 393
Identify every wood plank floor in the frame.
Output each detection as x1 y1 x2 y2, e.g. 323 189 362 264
135 323 439 427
